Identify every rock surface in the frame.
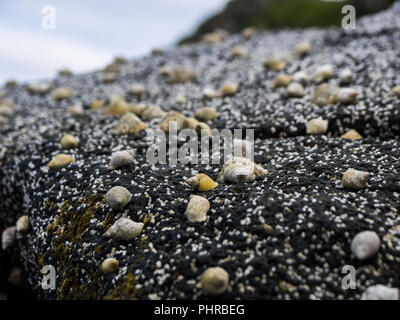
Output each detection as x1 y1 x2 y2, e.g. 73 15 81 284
1 4 400 300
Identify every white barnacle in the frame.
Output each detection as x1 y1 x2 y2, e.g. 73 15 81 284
200 267 229 295
103 218 144 241
185 195 210 223
16 215 29 234
342 168 370 190
1 226 16 250
109 150 135 170
351 230 380 260
361 285 399 300
105 186 132 210
218 157 267 183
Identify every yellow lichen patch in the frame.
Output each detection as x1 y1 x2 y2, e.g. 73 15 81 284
60 134 78 149
113 112 147 135
186 173 218 191
53 87 72 101
263 58 286 71
104 272 139 300
90 99 104 111
341 129 362 140
48 194 105 299
47 154 74 169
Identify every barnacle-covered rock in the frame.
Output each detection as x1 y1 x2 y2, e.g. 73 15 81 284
109 150 135 170
47 154 74 169
200 267 229 295
185 195 210 223
218 157 267 183
103 218 144 241
105 186 132 211
112 112 147 135
159 111 186 132
186 174 218 191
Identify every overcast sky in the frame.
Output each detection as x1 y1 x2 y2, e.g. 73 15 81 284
0 0 228 84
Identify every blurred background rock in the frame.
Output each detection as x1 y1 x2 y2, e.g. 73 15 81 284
179 0 397 44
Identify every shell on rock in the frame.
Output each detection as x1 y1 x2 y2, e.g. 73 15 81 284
90 99 104 111
52 87 72 101
16 215 29 234
47 154 74 169
185 195 210 223
1 226 16 250
217 157 267 183
168 66 197 83
306 118 328 135
200 267 229 295
60 134 78 149
263 58 286 71
109 150 135 170
351 230 380 260
112 112 147 135
230 45 248 57
103 217 144 241
194 107 220 121
342 168 370 190
219 83 239 96
159 111 186 132
105 186 132 210
341 129 362 140
141 105 165 120
101 258 119 274
295 41 311 57
186 174 218 191
314 64 334 83
273 74 292 88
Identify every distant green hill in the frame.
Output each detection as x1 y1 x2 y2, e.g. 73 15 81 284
179 0 396 44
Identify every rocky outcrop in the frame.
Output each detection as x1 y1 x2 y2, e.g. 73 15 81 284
1 4 400 299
